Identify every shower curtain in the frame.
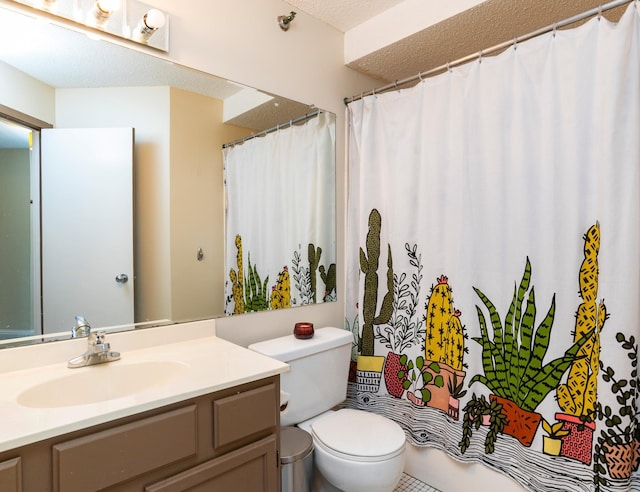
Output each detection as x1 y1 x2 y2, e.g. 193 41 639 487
224 112 336 315
345 4 640 491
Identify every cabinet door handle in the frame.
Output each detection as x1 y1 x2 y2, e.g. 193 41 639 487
115 274 129 283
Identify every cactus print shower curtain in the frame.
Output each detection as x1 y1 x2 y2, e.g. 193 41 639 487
345 4 640 491
224 112 336 315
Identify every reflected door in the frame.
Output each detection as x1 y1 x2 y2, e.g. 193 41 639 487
41 128 134 333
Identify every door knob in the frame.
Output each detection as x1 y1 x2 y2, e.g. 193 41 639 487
115 274 129 283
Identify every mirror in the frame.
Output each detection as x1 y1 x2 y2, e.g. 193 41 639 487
0 5 336 345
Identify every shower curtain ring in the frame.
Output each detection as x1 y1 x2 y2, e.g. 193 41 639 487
513 37 518 50
418 71 424 82
597 5 602 20
394 80 399 91
552 23 557 37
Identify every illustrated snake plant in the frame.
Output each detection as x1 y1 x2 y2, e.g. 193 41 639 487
471 257 594 413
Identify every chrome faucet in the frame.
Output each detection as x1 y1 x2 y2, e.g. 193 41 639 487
71 316 92 338
68 330 121 368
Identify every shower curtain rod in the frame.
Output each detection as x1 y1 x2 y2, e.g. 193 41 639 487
222 109 321 149
344 0 634 104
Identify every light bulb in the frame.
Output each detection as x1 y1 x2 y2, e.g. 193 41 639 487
96 0 120 14
144 9 165 30
135 9 166 41
92 0 121 24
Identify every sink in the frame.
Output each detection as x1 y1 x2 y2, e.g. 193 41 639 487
17 360 189 408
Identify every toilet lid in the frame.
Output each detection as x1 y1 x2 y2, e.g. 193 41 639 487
311 408 405 461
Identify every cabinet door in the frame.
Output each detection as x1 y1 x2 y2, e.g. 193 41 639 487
146 435 278 492
0 458 21 492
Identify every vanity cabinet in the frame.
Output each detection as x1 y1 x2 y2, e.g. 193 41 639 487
0 376 280 492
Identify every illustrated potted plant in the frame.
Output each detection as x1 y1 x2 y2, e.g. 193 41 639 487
447 372 467 420
471 257 595 447
423 275 468 414
459 393 507 454
555 223 605 465
356 208 393 392
378 243 424 398
397 355 444 406
541 418 570 456
593 332 640 488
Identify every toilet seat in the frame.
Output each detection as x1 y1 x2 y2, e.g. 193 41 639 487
310 408 405 463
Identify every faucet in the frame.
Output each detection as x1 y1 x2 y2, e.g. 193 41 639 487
71 316 92 338
68 330 121 368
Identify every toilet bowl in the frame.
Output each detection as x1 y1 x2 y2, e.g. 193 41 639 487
299 409 406 492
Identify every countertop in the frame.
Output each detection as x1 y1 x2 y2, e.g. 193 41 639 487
0 333 289 453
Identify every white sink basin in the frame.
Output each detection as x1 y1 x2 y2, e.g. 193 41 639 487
17 360 189 408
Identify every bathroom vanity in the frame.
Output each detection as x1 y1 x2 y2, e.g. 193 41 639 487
0 322 288 491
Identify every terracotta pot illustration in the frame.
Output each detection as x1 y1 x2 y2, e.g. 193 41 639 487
383 352 407 398
356 355 385 393
407 391 426 407
424 361 465 414
490 395 541 447
603 439 640 479
348 360 358 383
543 436 563 456
448 395 460 420
555 413 596 465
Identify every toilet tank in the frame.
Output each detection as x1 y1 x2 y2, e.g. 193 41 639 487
248 327 352 427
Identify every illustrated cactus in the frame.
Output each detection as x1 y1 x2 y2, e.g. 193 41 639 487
228 234 245 315
244 253 269 312
308 243 322 303
269 266 291 310
359 209 394 357
556 223 607 420
319 263 336 301
425 275 465 371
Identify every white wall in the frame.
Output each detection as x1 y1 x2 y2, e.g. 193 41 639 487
0 60 54 123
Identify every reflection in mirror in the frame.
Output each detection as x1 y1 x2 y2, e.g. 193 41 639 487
223 111 336 315
0 5 336 345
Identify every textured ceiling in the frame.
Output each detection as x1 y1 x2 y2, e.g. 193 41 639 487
285 0 630 85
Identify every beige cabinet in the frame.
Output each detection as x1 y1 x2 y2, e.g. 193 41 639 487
0 376 280 491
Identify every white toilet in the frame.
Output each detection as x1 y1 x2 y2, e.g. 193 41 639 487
249 327 406 492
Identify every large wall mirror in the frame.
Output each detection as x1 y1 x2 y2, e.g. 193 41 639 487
0 4 336 345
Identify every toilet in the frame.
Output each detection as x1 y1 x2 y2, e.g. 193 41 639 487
249 327 406 492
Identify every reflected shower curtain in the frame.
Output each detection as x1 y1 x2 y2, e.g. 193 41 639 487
224 112 336 315
345 4 640 491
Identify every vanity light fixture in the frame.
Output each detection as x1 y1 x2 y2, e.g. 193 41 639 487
134 8 165 41
7 0 169 52
278 11 296 31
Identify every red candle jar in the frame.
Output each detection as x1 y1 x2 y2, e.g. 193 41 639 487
294 322 314 339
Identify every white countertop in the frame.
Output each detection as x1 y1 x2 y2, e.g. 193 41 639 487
0 328 288 453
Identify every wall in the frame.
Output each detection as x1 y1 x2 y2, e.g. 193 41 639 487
0 60 54 123
168 87 250 321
